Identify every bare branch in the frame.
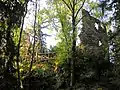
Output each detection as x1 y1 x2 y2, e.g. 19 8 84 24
75 8 93 26
62 0 72 11
69 0 73 9
41 24 49 28
41 20 50 24
75 0 81 5
75 0 86 19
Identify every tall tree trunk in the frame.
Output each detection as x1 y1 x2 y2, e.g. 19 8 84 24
16 10 27 90
28 0 37 89
61 0 86 88
70 1 76 87
16 2 28 90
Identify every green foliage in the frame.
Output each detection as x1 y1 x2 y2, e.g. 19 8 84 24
1 0 120 89
13 27 21 45
0 0 28 89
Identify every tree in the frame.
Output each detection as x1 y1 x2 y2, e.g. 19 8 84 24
0 0 29 89
56 0 86 87
48 0 89 87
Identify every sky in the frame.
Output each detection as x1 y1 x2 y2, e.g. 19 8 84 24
24 0 58 49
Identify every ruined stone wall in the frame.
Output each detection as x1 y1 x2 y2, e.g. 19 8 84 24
79 9 108 58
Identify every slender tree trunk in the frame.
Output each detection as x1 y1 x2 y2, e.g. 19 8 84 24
70 1 76 87
16 5 27 90
29 0 37 75
70 17 76 88
61 0 86 88
28 0 37 89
